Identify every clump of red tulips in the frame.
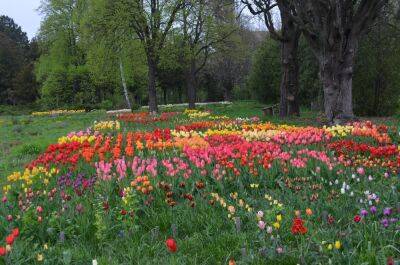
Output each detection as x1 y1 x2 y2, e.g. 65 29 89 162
0 228 20 256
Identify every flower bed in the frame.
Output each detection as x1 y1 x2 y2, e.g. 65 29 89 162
31 109 85 116
1 113 399 263
116 112 180 124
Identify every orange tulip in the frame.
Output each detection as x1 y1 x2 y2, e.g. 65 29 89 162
306 208 313 216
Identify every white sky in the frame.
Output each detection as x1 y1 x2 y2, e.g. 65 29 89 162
0 0 42 40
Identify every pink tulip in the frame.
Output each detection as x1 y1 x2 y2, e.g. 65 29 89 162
258 221 266 230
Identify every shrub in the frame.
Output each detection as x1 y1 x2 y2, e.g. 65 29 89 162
131 102 141 112
99 100 113 110
15 143 41 157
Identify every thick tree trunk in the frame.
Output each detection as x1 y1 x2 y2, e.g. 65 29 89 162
279 31 300 117
186 58 197 109
119 58 132 109
319 46 356 124
147 56 158 113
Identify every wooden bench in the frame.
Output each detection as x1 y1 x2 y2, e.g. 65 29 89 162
262 104 280 116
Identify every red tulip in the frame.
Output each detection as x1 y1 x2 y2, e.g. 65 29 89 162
36 206 43 214
0 246 6 256
291 217 308 235
354 215 361 223
12 228 19 237
165 238 177 253
387 256 394 265
327 214 335 224
5 234 14 245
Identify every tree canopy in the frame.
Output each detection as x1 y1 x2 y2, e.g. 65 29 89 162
1 0 400 118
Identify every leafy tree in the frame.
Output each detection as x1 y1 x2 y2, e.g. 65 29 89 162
205 0 251 102
82 0 147 109
0 16 38 105
37 0 95 109
106 0 185 113
180 0 235 109
353 1 400 116
158 35 185 104
246 35 280 103
0 15 29 50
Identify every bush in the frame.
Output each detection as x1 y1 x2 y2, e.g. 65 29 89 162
15 143 41 157
98 99 113 110
246 38 281 104
246 36 320 108
131 102 141 112
39 67 71 109
0 103 40 115
232 85 251 101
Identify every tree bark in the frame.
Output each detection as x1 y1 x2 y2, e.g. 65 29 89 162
178 86 183 103
277 1 301 118
147 55 159 113
223 80 233 102
279 31 300 117
186 58 197 109
319 45 356 124
162 87 167 105
119 58 132 109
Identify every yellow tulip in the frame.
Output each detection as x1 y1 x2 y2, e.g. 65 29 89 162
334 241 341 249
276 214 282 222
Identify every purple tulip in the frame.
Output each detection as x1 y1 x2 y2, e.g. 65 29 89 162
75 203 84 213
383 207 392 216
360 209 368 217
370 206 377 214
381 218 389 228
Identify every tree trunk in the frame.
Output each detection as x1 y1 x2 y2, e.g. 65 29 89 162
279 31 300 117
319 46 356 124
147 55 158 113
178 87 183 103
223 81 232 101
162 88 167 105
119 58 132 109
186 58 197 109
277 2 301 118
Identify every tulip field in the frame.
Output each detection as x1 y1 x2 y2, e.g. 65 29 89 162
0 103 399 264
